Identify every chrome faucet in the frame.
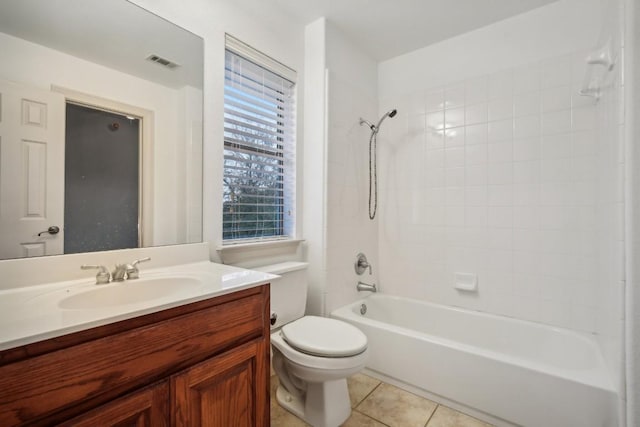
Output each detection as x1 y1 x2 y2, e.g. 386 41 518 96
357 281 377 292
112 264 128 282
81 264 112 284
124 257 151 280
82 257 151 284
113 257 151 281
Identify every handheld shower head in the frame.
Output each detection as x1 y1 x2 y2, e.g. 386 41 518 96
359 109 398 134
360 107 397 221
375 109 398 131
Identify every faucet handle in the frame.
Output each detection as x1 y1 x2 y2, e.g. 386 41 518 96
112 264 128 282
125 257 151 280
355 253 372 275
81 264 111 285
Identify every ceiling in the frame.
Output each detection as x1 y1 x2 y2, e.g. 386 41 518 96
238 0 559 61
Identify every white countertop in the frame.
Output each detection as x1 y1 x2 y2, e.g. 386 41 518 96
0 261 277 351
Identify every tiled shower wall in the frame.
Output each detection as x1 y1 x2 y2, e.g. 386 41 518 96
378 52 614 333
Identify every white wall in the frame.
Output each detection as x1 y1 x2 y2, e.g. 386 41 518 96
302 19 379 315
129 0 306 264
0 31 192 247
303 18 327 315
625 0 640 424
379 0 602 98
592 0 626 403
324 22 379 314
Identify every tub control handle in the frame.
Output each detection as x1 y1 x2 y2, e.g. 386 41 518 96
270 312 277 326
355 253 372 275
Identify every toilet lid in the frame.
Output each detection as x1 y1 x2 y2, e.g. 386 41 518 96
281 316 367 357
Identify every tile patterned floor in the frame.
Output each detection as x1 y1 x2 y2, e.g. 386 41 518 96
270 373 494 427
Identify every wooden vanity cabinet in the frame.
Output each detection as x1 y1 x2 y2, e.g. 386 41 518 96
0 284 270 427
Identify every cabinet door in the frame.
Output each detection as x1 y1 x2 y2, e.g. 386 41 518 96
60 381 169 427
172 339 269 427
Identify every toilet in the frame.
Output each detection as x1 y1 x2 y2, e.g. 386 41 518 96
256 262 369 427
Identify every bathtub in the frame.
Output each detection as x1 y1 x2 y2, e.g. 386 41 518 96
332 294 617 427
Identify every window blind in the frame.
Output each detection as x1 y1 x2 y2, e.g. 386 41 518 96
223 43 296 242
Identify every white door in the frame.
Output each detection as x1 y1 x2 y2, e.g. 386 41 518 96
0 79 65 258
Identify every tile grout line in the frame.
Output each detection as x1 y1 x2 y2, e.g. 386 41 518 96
424 404 440 427
352 409 392 427
353 380 384 410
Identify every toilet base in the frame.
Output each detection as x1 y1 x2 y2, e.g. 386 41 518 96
276 378 352 427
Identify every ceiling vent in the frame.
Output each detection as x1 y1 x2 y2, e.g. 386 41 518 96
146 54 180 69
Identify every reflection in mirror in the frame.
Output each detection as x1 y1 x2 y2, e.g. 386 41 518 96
0 0 204 260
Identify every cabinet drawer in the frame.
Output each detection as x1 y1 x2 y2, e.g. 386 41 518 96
0 288 266 426
59 381 170 427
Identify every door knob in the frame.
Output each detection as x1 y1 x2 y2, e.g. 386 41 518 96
38 226 60 236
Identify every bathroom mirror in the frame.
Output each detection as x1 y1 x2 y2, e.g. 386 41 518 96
0 0 204 260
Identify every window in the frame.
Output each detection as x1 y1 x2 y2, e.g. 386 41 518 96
223 36 296 242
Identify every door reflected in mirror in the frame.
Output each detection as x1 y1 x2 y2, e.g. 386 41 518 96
0 0 204 260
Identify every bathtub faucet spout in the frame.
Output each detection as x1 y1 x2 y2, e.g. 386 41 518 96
357 281 377 292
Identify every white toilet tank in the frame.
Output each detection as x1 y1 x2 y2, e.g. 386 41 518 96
254 262 308 330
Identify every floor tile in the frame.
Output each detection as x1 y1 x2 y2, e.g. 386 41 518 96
270 375 310 427
357 383 437 427
348 374 381 408
341 410 387 427
427 405 493 427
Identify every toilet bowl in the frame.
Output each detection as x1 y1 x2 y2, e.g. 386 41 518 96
271 316 368 427
254 262 369 427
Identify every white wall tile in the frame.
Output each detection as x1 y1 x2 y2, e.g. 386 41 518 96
488 70 513 99
466 144 487 165
488 98 514 121
445 83 465 108
446 187 465 206
513 137 540 161
426 129 445 150
408 91 427 115
540 55 572 89
488 162 513 185
513 67 540 94
514 93 540 117
378 46 622 341
465 103 488 125
465 76 488 104
488 206 513 228
514 115 541 139
465 186 487 206
488 119 513 142
488 142 513 163
488 184 513 206
446 147 465 168
427 111 445 131
446 167 465 187
466 123 488 145
426 88 445 112
465 164 488 185
513 160 540 184
445 127 465 147
445 107 465 128
572 106 597 131
542 86 572 112
542 109 572 134
542 133 572 158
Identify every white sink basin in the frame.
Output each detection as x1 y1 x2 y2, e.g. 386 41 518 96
58 276 204 310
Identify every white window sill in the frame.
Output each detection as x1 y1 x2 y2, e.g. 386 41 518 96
216 239 304 265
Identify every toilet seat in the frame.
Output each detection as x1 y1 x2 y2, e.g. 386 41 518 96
281 316 367 357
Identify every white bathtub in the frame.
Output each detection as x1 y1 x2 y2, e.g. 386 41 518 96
332 294 617 427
